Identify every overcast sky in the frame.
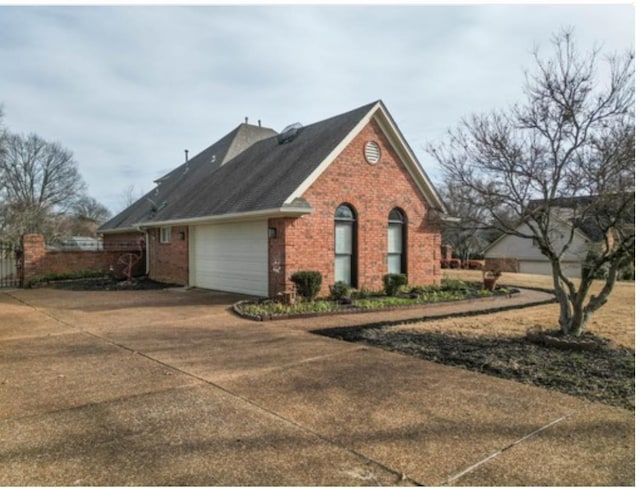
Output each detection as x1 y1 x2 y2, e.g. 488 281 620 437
0 4 634 214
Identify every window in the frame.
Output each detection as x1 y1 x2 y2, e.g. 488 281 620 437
387 208 406 274
335 204 357 286
160 227 172 244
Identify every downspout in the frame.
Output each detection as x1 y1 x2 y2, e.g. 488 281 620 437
135 225 150 277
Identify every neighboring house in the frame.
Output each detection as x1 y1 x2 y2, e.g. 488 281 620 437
50 236 104 251
484 195 634 277
99 100 448 297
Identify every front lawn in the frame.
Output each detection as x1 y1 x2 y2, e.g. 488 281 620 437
313 271 635 410
236 279 516 320
318 326 634 410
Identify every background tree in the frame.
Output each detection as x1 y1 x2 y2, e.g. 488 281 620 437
0 106 6 168
428 29 634 337
439 181 516 260
72 196 111 225
119 184 145 211
0 132 86 243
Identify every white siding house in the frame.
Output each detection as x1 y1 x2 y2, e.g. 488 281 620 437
484 218 595 278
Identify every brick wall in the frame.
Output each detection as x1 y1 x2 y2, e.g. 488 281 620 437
21 233 146 286
147 226 189 285
268 218 290 296
270 119 441 296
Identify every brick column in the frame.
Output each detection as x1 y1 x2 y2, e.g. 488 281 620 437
21 234 46 286
268 218 288 297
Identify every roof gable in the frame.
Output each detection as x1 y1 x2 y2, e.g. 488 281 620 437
100 100 446 232
284 100 446 213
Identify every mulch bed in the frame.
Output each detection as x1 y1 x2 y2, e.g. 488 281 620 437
48 277 174 291
317 326 634 411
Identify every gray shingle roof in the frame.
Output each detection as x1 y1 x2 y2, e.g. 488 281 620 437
100 101 378 232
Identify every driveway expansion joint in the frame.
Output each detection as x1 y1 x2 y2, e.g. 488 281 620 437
5 295 421 486
443 409 582 485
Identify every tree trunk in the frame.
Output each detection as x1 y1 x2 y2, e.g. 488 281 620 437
551 259 576 335
566 302 586 336
556 262 619 337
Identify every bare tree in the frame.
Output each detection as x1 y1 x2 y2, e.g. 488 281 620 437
72 196 111 225
428 29 634 337
119 184 144 210
0 106 6 165
439 180 517 260
0 132 87 242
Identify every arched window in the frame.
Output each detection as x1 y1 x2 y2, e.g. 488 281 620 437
387 208 406 274
335 204 357 286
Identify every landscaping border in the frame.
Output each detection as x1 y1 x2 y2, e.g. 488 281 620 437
312 290 557 336
231 287 553 322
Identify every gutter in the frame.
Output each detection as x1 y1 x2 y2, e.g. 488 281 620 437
131 206 313 230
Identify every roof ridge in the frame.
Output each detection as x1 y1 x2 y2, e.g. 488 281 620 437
298 100 379 131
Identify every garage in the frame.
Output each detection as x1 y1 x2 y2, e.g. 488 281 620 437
519 260 582 278
190 221 268 296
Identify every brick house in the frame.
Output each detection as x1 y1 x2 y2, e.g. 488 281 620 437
99 100 450 297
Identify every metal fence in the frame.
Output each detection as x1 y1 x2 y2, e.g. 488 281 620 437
46 239 144 252
0 242 22 288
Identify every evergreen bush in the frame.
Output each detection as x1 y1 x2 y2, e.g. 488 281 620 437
290 271 322 301
382 273 408 296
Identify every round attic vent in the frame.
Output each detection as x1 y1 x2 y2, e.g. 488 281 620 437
364 140 381 164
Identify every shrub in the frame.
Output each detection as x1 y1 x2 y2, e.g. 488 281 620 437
351 287 377 299
290 271 322 301
383 273 408 296
329 281 351 301
440 260 449 269
440 279 470 292
28 269 109 287
449 259 461 269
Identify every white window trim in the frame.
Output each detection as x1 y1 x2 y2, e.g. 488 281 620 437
160 226 172 244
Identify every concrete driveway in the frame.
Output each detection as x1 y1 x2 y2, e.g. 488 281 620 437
0 287 633 485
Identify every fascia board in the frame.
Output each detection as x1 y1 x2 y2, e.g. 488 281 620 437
372 104 447 212
133 206 312 229
284 102 382 204
99 227 142 235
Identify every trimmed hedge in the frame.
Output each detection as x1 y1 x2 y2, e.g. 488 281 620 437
329 281 351 301
383 273 408 296
290 271 322 301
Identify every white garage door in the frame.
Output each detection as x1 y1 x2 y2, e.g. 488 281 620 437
519 260 553 276
191 221 268 296
519 260 582 278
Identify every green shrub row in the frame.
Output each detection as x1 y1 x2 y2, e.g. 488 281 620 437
28 269 109 287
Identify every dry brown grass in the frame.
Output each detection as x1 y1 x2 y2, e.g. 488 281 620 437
397 270 635 349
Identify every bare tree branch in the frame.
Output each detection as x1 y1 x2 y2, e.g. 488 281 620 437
428 29 634 337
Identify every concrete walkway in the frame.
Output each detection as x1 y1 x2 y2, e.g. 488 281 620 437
0 287 633 485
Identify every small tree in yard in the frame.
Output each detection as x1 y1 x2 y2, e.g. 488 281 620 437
428 29 634 337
